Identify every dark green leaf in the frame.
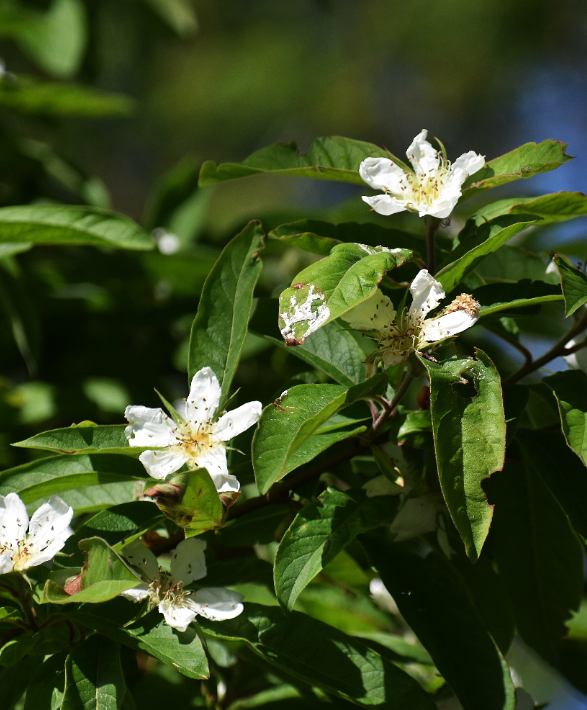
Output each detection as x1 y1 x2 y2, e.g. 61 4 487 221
216 505 290 547
436 215 538 293
509 191 587 223
62 636 125 710
13 424 149 457
199 136 406 187
188 220 264 405
0 655 42 710
544 370 587 465
274 488 396 611
24 653 66 710
487 459 583 661
460 140 573 201
361 536 515 710
200 603 437 709
472 280 562 318
554 255 587 317
0 631 36 666
419 350 506 560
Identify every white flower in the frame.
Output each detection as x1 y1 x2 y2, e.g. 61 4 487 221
342 269 480 368
360 129 484 219
125 367 262 493
0 493 73 574
564 338 587 372
121 537 243 632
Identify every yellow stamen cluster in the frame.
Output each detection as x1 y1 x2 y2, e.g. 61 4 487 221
393 156 451 208
446 294 480 317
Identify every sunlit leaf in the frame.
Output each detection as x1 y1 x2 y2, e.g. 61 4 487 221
554 255 587 317
544 370 587 466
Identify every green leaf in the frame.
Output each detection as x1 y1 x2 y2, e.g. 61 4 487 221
188 220 264 404
216 505 290 547
37 481 143 516
508 190 587 222
71 600 209 679
544 370 587 465
252 377 385 494
200 603 437 709
554 255 587 317
269 219 426 256
24 653 66 710
0 631 36 666
0 656 43 710
0 453 146 506
62 636 125 710
487 459 583 661
0 205 154 250
0 76 132 117
44 537 140 604
147 468 224 536
517 429 587 547
436 215 539 293
460 140 573 201
418 350 505 560
279 243 412 344
13 424 149 457
472 280 563 318
199 136 406 187
274 488 396 611
360 536 516 710
143 0 198 36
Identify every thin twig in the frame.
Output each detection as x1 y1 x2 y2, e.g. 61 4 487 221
483 324 533 368
426 217 441 274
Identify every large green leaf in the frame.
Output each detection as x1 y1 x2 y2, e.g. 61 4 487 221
436 215 538 293
0 205 153 250
36 481 141 516
279 243 412 344
487 459 583 661
13 424 149 457
419 350 505 560
460 140 573 201
472 280 563 318
188 220 264 404
274 488 396 611
199 136 406 187
0 453 146 506
544 370 587 466
24 653 66 710
361 537 515 710
44 537 139 604
269 219 426 256
199 603 437 709
252 377 386 494
70 600 209 679
0 656 42 710
554 255 587 317
62 637 125 710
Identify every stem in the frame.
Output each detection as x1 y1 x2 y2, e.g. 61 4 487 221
504 310 587 385
425 217 441 274
483 325 533 368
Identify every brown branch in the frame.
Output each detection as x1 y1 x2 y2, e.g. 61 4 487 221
483 324 533 368
426 217 441 274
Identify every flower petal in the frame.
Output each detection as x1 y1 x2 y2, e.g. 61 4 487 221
139 449 187 480
170 537 207 586
121 583 150 602
564 338 587 372
122 539 159 582
186 367 221 425
362 475 404 497
390 496 439 541
196 446 229 481
359 157 406 193
0 492 29 545
214 401 262 442
159 599 197 632
406 129 439 177
0 550 14 575
341 290 396 332
124 406 176 447
449 151 485 188
190 587 244 621
26 496 73 564
361 194 407 216
381 348 410 368
420 309 479 343
409 270 445 318
419 197 459 220
208 472 240 494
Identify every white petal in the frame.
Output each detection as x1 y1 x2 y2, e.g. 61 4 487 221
564 338 587 372
190 587 244 621
124 406 176 447
359 157 406 193
24 496 74 566
0 493 29 545
197 446 229 480
139 449 187 480
406 129 439 176
214 401 262 442
208 472 240 494
419 196 459 220
382 349 410 368
121 583 150 602
449 151 485 187
186 367 221 425
0 550 14 574
340 290 396 332
409 270 445 318
421 310 479 343
159 599 197 632
121 539 159 582
390 497 439 541
170 538 207 586
361 194 407 216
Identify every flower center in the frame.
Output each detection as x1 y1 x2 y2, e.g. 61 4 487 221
147 573 189 607
378 308 422 358
10 540 33 571
396 156 451 207
173 421 219 465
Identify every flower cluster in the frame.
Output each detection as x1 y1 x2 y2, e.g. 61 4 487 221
360 129 484 219
125 367 262 493
121 537 243 632
342 269 480 368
